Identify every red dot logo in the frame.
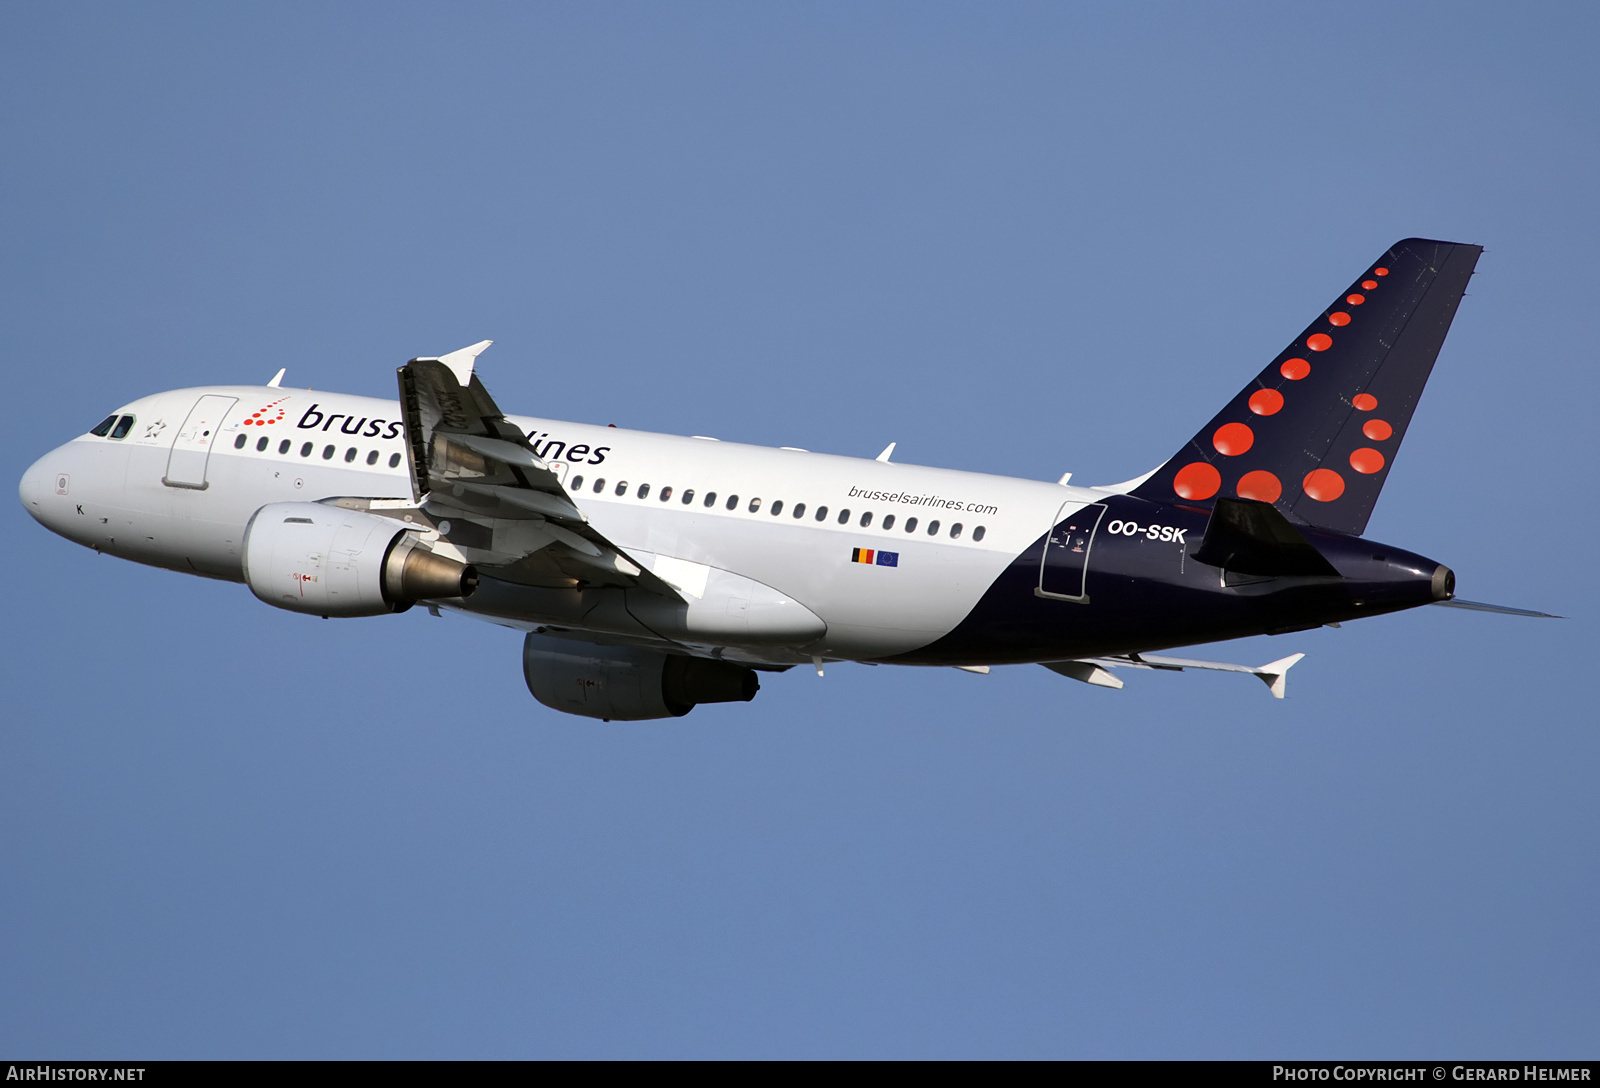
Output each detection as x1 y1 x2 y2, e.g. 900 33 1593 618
1374 267 1388 276
1306 333 1333 352
1212 422 1254 456
1328 312 1351 327
1363 419 1393 441
1248 389 1284 416
1281 358 1311 380
1303 468 1346 501
1349 448 1385 474
1173 462 1221 500
247 398 288 426
1236 470 1282 503
1361 279 1378 290
1352 393 1378 411
1347 293 1365 305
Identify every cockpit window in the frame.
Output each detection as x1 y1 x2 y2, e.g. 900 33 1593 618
90 415 117 437
109 415 135 440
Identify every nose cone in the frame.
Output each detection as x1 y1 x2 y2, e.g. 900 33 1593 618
18 452 57 526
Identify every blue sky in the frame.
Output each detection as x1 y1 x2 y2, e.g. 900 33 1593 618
2 2 1594 1058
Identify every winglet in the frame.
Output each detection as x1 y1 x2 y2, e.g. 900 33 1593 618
876 442 896 463
1254 653 1305 699
267 368 285 388
429 340 494 387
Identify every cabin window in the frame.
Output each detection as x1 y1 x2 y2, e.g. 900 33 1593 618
388 453 401 468
366 450 379 465
927 520 940 535
90 415 118 437
882 514 895 530
660 486 673 501
322 445 335 460
814 506 829 521
792 503 806 519
234 434 248 449
616 481 629 496
905 517 918 533
301 442 314 457
748 497 761 513
593 479 606 493
279 440 291 454
950 523 963 539
344 447 357 463
860 512 873 527
681 489 695 504
704 492 717 508
257 436 270 452
637 483 650 499
837 509 850 525
973 526 986 541
725 494 738 510
769 500 783 516
570 475 584 491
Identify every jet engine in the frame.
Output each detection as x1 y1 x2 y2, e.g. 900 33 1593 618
242 501 476 617
522 632 760 720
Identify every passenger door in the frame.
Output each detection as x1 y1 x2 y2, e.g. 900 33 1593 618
163 395 237 490
1036 501 1106 603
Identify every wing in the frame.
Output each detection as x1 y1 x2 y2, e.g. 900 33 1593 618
397 342 678 595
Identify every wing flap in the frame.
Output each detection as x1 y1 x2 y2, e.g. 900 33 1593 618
396 346 677 597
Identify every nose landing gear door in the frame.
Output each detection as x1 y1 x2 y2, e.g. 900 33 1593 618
163 395 238 490
1036 501 1106 604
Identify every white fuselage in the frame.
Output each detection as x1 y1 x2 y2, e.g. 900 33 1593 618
21 385 1100 663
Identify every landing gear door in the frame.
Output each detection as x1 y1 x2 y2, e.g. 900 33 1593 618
163 395 238 490
1036 501 1106 603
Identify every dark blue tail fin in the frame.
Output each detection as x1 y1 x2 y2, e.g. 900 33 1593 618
1131 238 1482 535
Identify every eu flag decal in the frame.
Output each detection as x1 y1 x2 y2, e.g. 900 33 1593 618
876 550 898 567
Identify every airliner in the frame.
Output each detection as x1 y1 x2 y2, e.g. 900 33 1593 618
18 238 1554 719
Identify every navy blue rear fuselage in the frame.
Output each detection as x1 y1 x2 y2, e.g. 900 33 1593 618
893 494 1446 665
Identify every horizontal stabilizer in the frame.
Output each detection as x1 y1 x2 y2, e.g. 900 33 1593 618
1044 650 1306 698
1433 598 1563 619
1192 497 1339 577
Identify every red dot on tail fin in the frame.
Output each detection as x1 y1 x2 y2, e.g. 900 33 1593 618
1212 422 1254 456
1249 389 1284 415
1281 358 1311 380
1236 470 1282 503
1174 462 1221 500
1352 393 1378 410
1303 468 1346 501
1349 448 1385 474
1306 333 1333 352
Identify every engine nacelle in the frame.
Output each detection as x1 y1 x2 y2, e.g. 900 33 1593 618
522 633 760 720
242 501 477 617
